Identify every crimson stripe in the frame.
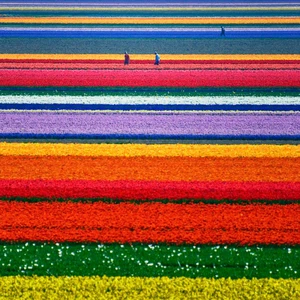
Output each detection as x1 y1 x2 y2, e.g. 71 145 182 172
1 63 299 71
0 180 299 200
0 69 298 87
0 59 298 64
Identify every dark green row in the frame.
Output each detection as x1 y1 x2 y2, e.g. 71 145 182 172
1 242 299 278
1 10 300 17
0 38 299 54
2 138 298 145
1 197 300 205
0 87 299 97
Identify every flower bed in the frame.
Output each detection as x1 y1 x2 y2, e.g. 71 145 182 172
0 276 299 299
1 16 299 25
1 202 300 244
0 1 299 298
0 69 299 87
0 112 298 139
0 243 299 278
1 180 299 201
1 62 300 70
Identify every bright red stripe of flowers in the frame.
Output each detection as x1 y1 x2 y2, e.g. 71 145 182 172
0 59 298 64
0 180 299 200
0 69 298 87
1 63 299 70
0 202 299 245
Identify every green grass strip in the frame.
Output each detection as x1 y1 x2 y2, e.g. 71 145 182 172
0 87 299 97
1 242 299 279
1 197 300 205
2 139 299 145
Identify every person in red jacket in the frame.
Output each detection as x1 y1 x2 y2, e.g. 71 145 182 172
124 51 130 65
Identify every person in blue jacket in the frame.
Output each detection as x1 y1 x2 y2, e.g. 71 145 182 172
124 51 130 65
221 26 226 37
154 52 160 65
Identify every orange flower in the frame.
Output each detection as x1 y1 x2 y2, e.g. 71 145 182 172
0 202 299 245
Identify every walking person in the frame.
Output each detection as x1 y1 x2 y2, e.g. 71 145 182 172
154 52 160 65
220 26 226 37
124 51 130 65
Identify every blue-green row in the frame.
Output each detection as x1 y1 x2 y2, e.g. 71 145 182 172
0 38 299 54
0 87 298 97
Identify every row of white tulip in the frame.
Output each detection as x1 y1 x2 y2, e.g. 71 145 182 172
0 95 299 105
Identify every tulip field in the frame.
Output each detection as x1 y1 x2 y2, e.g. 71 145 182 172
0 0 299 298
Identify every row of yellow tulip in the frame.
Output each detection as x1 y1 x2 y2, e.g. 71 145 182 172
0 142 298 158
1 276 299 299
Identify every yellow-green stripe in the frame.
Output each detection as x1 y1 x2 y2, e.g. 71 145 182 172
1 276 299 299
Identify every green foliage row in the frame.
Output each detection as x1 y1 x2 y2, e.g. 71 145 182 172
1 197 299 205
0 87 298 97
1 242 299 278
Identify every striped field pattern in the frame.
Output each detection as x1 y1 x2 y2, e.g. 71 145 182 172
0 0 300 299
